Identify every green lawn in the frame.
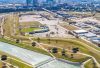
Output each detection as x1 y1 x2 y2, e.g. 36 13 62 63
0 61 2 68
21 27 41 32
33 38 100 65
20 21 42 27
0 37 98 68
0 51 32 68
0 38 50 56
84 59 98 68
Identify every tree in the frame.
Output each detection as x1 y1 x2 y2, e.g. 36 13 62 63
16 39 20 43
37 37 40 43
61 49 66 56
71 54 74 58
1 55 7 68
1 35 4 38
1 55 7 61
32 42 36 47
52 47 58 53
48 38 51 44
71 47 79 58
55 40 58 43
46 34 49 37
10 65 14 68
72 47 79 53
50 32 55 35
75 35 79 39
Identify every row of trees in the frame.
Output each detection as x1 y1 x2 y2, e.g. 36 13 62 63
36 37 58 44
50 47 79 58
32 37 79 58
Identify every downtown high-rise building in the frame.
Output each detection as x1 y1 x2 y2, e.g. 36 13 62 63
46 0 55 6
33 0 38 6
58 0 62 4
26 0 38 6
26 0 32 6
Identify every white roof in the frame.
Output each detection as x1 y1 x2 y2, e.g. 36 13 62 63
84 33 97 38
73 30 88 34
92 40 100 44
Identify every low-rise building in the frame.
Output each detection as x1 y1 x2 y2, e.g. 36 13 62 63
73 29 88 36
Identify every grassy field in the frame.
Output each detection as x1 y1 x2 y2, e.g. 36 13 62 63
3 15 14 36
42 43 88 62
84 59 98 68
0 51 32 68
59 23 78 30
0 37 87 63
3 14 20 36
0 61 2 68
33 37 100 65
0 38 50 56
21 27 41 32
19 21 42 27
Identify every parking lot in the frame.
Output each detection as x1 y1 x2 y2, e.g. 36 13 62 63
70 17 100 47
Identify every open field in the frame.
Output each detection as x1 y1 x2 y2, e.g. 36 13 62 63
19 21 42 27
66 11 92 17
94 13 100 21
0 37 88 63
59 23 79 30
21 27 41 32
32 37 100 65
0 51 32 68
3 14 19 36
84 59 98 68
0 62 2 68
0 38 50 56
0 37 81 68
42 43 88 62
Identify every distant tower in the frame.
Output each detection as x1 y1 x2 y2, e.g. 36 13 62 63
33 0 38 7
46 0 55 6
46 0 54 3
26 0 32 6
58 0 61 4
